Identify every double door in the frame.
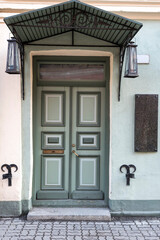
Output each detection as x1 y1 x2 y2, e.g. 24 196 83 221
34 86 106 201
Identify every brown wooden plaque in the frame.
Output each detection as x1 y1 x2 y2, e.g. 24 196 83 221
135 94 158 152
43 150 64 154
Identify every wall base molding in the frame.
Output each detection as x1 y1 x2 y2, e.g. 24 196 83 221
1 199 160 217
111 211 160 217
0 199 32 217
109 199 160 216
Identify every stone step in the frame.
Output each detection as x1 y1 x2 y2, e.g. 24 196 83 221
27 207 111 221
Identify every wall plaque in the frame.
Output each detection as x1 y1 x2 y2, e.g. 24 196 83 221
135 94 158 152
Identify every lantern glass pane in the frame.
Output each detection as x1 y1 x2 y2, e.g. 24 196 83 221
6 38 20 74
124 47 130 75
7 42 15 70
130 47 137 73
15 43 20 72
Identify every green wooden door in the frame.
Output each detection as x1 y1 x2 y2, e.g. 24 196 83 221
34 86 106 201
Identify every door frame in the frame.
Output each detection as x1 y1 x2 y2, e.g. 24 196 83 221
32 55 110 207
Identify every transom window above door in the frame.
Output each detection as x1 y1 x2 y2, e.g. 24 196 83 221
36 61 106 87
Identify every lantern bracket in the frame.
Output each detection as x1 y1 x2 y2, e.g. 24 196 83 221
19 45 25 100
118 45 127 101
13 27 25 100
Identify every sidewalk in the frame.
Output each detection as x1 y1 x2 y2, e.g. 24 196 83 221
0 216 160 240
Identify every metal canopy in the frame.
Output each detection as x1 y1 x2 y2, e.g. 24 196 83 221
4 0 143 100
4 0 142 46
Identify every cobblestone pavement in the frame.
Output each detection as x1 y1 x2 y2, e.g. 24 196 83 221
0 217 160 240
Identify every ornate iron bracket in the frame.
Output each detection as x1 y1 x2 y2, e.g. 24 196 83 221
1 164 18 186
13 27 25 100
19 44 25 100
120 164 136 186
118 45 127 101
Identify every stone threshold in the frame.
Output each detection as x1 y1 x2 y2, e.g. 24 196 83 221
27 207 111 221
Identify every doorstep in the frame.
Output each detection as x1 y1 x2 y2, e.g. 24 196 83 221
27 207 111 221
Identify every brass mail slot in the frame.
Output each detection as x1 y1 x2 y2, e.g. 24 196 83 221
43 150 64 154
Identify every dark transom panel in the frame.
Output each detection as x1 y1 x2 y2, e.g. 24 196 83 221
4 0 142 46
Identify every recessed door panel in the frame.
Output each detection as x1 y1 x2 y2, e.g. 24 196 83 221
42 91 65 126
41 155 64 190
77 92 101 126
77 132 100 150
77 156 100 190
42 132 65 149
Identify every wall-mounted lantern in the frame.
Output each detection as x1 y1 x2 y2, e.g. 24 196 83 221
124 41 138 78
6 37 20 74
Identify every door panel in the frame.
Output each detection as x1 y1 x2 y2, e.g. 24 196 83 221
41 155 64 190
42 91 65 126
77 92 100 126
77 156 100 189
34 86 105 201
77 132 100 150
41 132 65 150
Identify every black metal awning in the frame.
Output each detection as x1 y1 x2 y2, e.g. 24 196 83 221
4 0 142 46
4 0 143 100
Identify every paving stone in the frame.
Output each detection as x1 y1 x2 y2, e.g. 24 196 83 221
144 238 160 240
34 237 43 240
52 238 66 240
83 237 98 240
35 233 44 236
75 236 82 240
2 237 11 240
1 216 160 240
28 230 37 234
90 230 97 234
68 231 81 236
114 237 129 240
99 237 107 240
5 233 19 237
21 237 34 240
44 233 51 236
51 230 59 235
106 237 114 240
67 237 75 240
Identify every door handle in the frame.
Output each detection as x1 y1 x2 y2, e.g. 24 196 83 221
72 150 79 157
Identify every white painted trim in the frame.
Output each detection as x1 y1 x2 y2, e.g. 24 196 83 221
45 158 61 186
80 158 96 186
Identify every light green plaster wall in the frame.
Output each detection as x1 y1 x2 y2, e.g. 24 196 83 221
110 20 160 201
